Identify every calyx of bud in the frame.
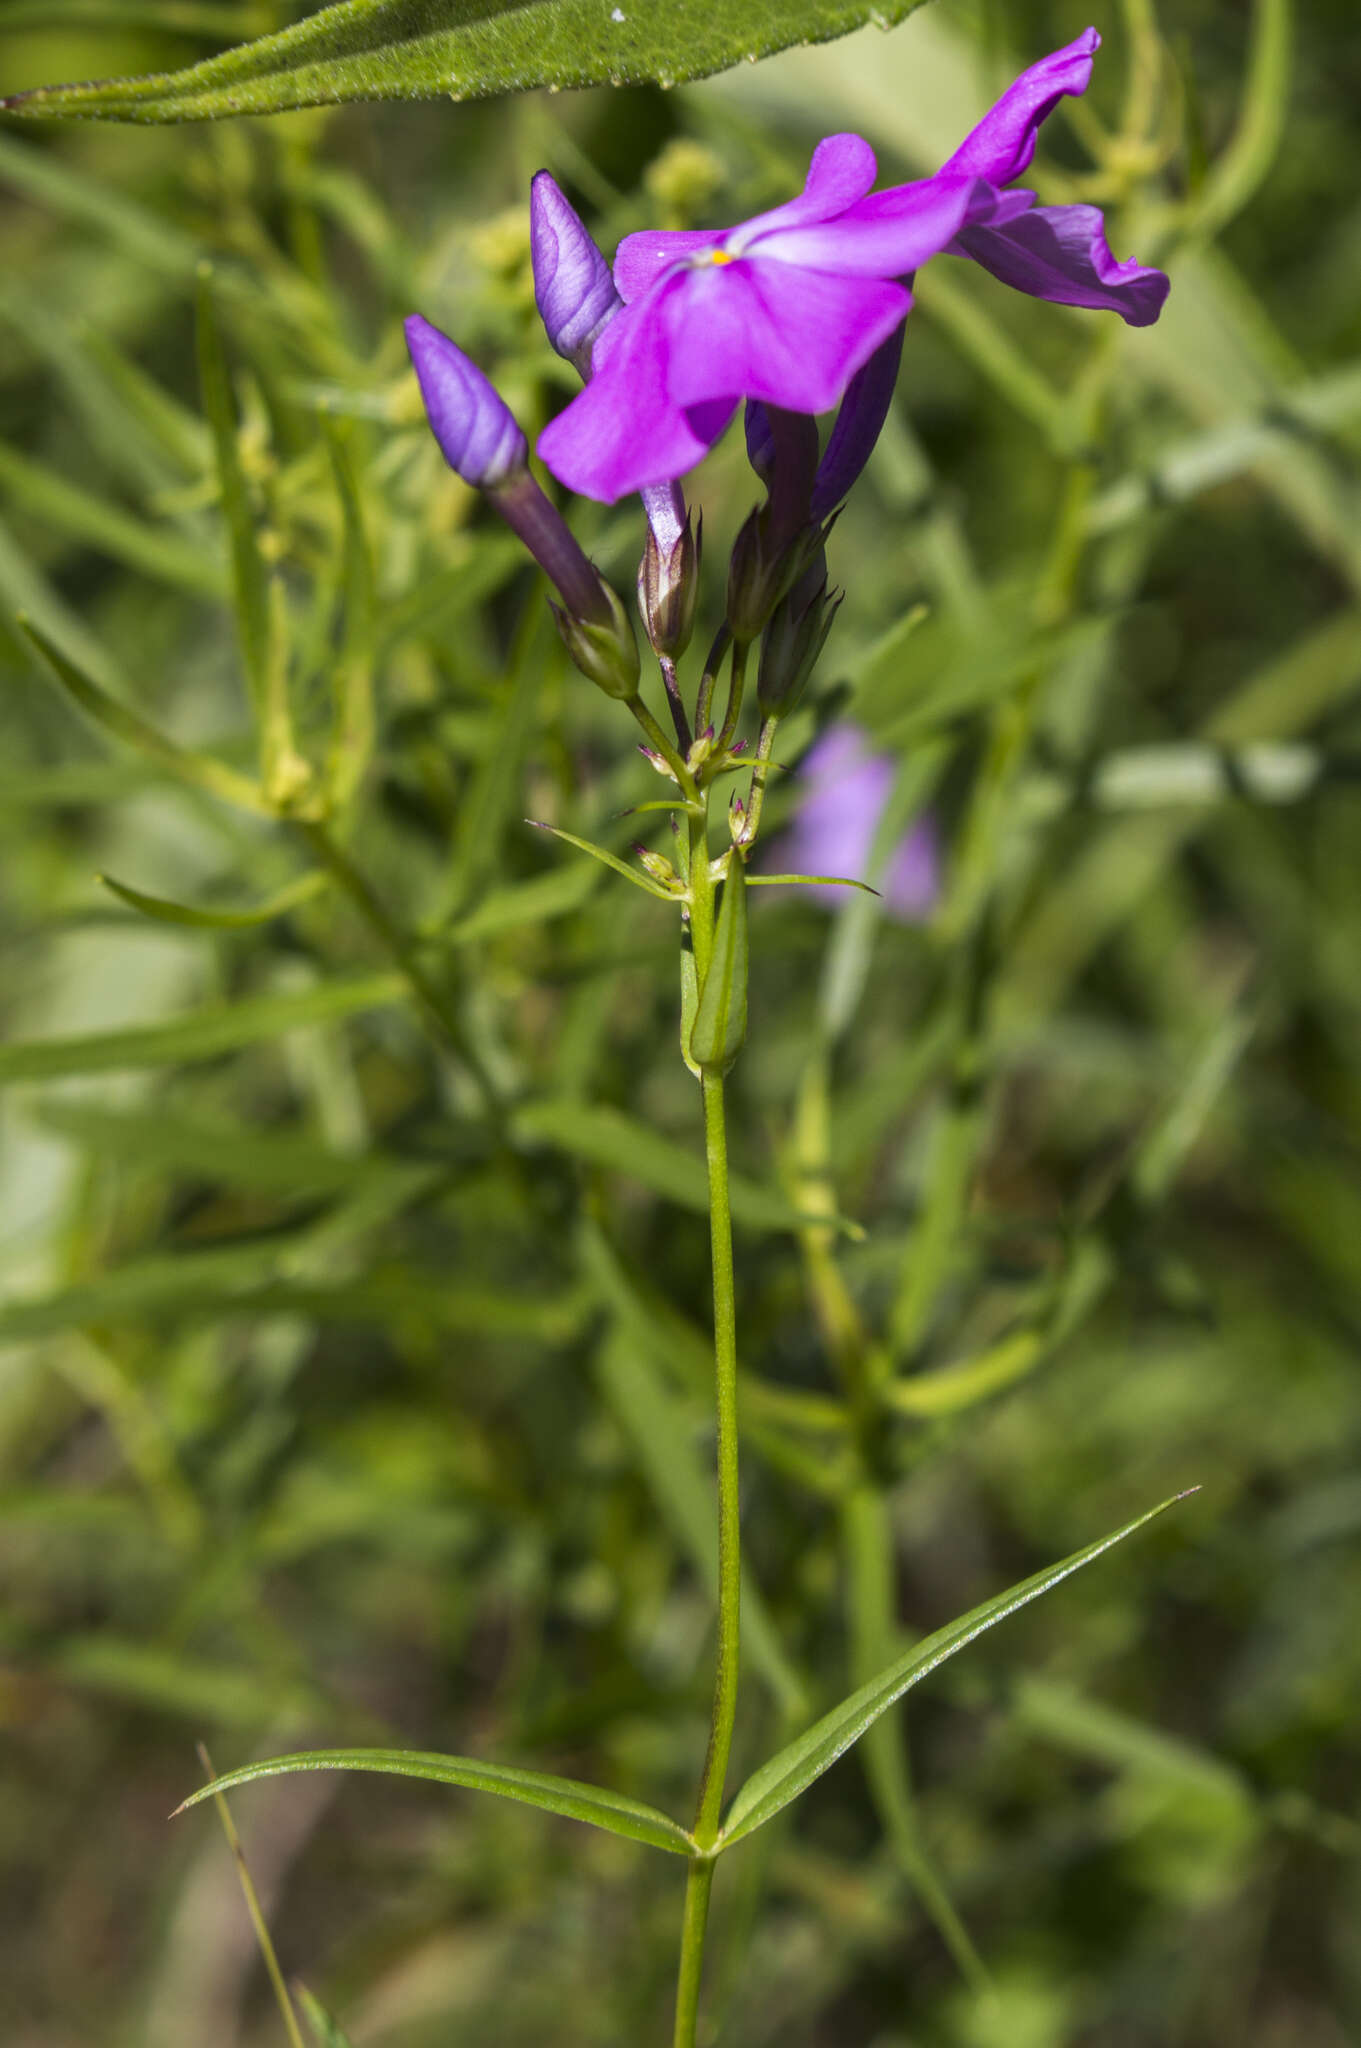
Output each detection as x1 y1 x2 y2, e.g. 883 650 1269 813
756 557 842 719
637 510 700 659
726 507 832 645
551 579 641 701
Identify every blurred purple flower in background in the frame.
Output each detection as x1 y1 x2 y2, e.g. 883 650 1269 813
539 28 1168 502
772 724 939 919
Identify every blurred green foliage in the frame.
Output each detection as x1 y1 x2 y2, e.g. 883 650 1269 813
2 1 1361 2043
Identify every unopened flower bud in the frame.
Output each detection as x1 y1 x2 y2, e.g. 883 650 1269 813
812 324 905 520
634 844 679 889
727 506 829 645
405 315 527 488
637 509 700 659
744 400 775 488
551 580 640 701
757 558 842 719
530 172 620 381
688 727 715 773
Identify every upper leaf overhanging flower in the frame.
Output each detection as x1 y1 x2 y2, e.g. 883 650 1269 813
537 29 1169 505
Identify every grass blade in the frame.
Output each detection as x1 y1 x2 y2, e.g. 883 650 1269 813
197 1746 308 2048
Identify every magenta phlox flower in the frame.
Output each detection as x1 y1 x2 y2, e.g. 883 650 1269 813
538 29 1168 505
770 724 939 920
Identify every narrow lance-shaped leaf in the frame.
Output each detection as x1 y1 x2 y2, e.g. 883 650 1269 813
175 1747 696 1857
196 273 269 703
322 417 375 811
745 873 880 890
15 614 268 814
719 1492 1195 1849
196 273 308 809
0 0 934 124
99 869 328 929
510 1096 862 1237
0 970 406 1083
529 821 677 902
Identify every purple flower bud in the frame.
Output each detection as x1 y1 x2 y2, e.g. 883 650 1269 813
529 175 688 556
405 315 527 489
530 171 621 381
405 311 636 687
744 399 775 487
811 322 905 520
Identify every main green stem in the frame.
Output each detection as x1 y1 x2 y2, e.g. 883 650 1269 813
672 1859 716 2048
672 792 744 2048
693 1066 742 1845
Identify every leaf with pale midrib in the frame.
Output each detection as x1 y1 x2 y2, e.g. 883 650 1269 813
719 1493 1196 1848
0 0 930 124
174 1746 696 1856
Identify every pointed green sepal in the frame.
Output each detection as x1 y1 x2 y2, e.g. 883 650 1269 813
689 856 749 1075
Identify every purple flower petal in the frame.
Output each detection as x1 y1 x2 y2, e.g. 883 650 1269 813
538 273 716 501
941 27 1099 186
614 134 879 302
684 396 740 446
614 228 724 305
662 262 909 417
729 132 879 246
883 816 940 919
752 175 978 277
530 171 621 374
535 31 1167 507
405 314 526 488
541 263 906 500
951 202 1170 326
